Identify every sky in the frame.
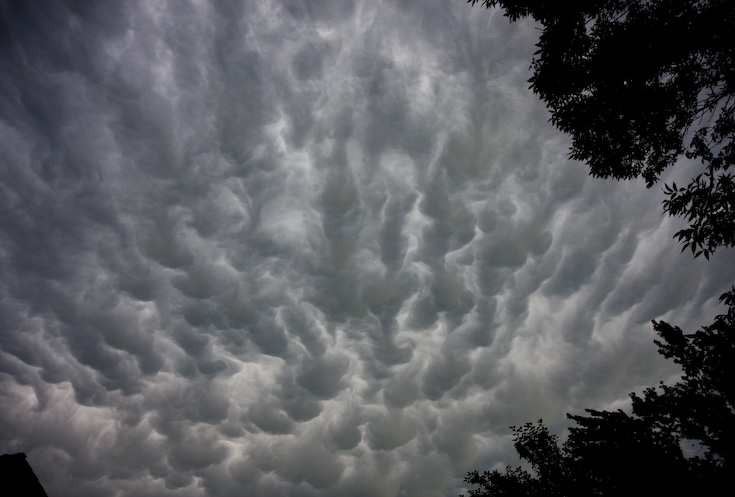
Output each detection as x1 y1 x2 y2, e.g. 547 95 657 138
0 1 733 496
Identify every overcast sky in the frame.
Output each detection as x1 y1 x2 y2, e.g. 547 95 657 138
1 1 733 496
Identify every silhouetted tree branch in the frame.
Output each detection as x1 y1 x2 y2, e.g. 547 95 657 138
462 289 735 496
469 0 735 258
463 4 734 494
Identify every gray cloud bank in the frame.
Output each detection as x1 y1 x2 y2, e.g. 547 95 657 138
1 1 732 496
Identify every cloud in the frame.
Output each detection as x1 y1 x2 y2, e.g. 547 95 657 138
0 0 731 496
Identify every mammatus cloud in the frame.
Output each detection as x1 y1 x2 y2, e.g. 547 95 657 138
1 1 732 496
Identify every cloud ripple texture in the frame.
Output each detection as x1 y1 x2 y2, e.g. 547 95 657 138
0 1 732 496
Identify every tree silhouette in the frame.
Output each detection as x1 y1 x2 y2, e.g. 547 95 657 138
462 290 735 496
463 3 734 494
632 289 735 470
469 0 735 258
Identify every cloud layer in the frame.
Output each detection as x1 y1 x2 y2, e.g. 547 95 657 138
1 1 732 496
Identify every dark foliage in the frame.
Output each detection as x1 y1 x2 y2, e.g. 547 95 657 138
632 288 735 469
469 0 735 258
464 3 734 494
461 290 735 496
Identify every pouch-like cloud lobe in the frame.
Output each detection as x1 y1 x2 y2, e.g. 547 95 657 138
1 1 732 496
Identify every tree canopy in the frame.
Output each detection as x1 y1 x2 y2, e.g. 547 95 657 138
464 3 735 495
462 290 735 497
470 0 735 258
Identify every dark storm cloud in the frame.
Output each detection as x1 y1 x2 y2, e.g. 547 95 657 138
1 1 731 496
